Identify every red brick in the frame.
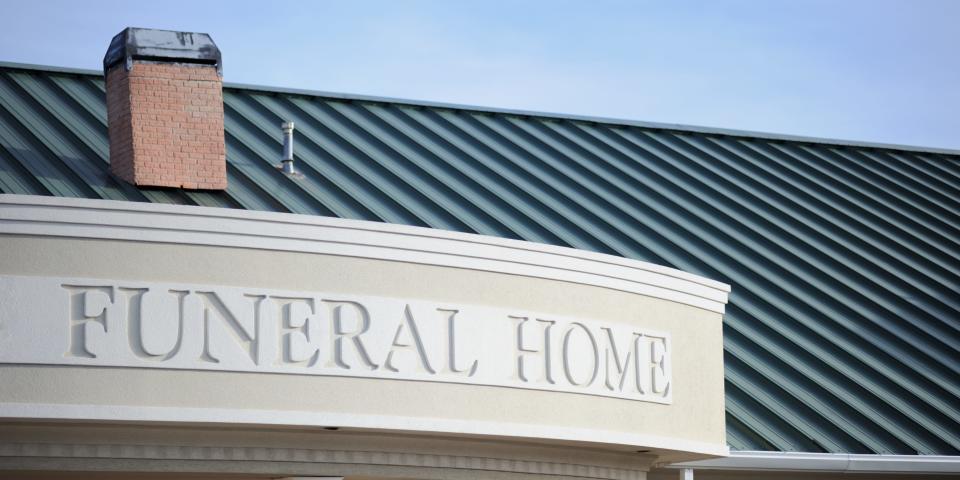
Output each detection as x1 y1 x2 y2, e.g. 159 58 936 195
106 62 227 190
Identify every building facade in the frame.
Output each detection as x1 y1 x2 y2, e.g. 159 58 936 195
0 28 957 479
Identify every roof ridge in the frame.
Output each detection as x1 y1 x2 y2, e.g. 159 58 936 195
2 60 958 157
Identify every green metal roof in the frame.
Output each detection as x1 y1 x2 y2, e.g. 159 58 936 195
0 62 958 455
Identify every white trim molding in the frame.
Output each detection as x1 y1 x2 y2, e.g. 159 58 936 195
0 402 730 459
0 442 646 480
667 450 960 474
0 195 730 313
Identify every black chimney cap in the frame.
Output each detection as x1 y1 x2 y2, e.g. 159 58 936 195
103 27 222 75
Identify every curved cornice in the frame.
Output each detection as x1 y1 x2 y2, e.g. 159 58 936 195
0 195 730 313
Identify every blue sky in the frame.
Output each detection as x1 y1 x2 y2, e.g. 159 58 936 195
2 0 958 149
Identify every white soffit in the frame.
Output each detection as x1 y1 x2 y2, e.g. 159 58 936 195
0 195 731 313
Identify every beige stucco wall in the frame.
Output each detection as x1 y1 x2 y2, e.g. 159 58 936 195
0 233 725 462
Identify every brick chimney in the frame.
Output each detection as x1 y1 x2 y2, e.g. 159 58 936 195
103 28 227 189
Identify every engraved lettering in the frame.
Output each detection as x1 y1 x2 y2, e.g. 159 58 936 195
561 322 599 387
385 305 436 374
62 284 114 358
513 316 555 384
27 276 678 403
439 308 478 377
324 300 378 370
121 288 187 361
195 291 263 365
601 327 639 392
274 296 319 366
648 335 670 396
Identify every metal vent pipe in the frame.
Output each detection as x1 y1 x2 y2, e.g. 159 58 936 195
281 121 296 174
